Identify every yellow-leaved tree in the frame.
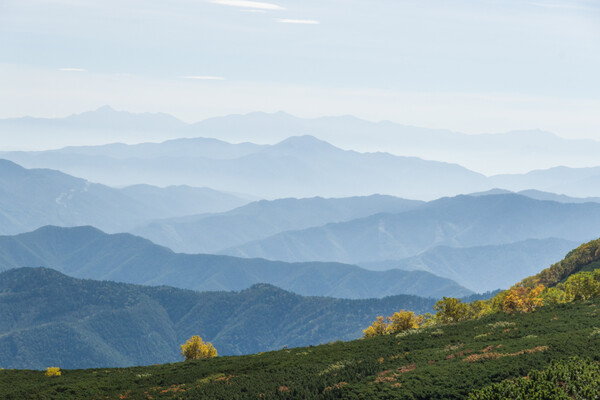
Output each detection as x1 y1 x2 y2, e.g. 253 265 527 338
502 284 545 314
180 335 218 361
362 316 388 338
45 367 61 377
387 310 423 333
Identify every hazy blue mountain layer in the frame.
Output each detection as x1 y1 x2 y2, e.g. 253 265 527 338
221 194 600 266
0 226 472 299
360 238 579 292
131 195 424 254
3 107 600 176
0 267 438 369
490 166 600 198
0 159 247 235
470 188 600 204
1 135 491 199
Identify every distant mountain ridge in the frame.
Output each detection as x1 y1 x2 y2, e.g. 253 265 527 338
131 195 424 254
4 109 600 198
0 225 472 299
219 194 600 288
0 267 439 369
3 107 600 176
360 238 579 292
0 158 248 235
1 134 491 199
0 106 188 150
470 188 600 204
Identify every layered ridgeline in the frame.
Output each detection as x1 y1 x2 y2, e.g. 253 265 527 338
4 107 600 191
1 135 491 199
0 267 437 369
217 194 599 291
2 239 600 399
0 226 471 299
132 195 424 254
131 193 592 292
222 194 600 264
0 157 590 294
0 159 248 235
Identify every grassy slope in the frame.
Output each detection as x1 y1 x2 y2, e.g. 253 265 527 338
2 299 599 400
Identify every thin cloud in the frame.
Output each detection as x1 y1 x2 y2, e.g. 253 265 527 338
277 19 319 24
59 68 86 72
530 2 598 11
209 0 284 10
183 76 225 80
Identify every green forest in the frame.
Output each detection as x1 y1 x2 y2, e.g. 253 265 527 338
1 238 600 399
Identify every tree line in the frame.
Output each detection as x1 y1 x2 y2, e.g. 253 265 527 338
364 238 600 338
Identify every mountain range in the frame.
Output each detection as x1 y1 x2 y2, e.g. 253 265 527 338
0 226 471 299
0 267 439 369
360 238 578 292
3 109 600 199
131 195 424 254
2 158 596 293
221 194 600 266
0 159 248 235
0 135 490 199
3 106 600 176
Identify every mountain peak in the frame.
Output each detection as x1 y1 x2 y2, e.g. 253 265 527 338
273 135 337 150
95 105 116 113
63 106 186 130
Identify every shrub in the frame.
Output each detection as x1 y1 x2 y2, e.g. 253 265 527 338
468 358 600 399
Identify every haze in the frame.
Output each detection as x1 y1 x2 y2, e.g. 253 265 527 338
1 0 599 145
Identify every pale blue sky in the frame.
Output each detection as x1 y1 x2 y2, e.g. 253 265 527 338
0 0 599 138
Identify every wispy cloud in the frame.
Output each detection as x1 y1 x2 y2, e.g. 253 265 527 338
208 0 284 10
183 76 225 80
277 19 319 24
59 68 86 72
530 2 598 11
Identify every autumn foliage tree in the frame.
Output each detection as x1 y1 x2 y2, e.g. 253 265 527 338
362 238 600 339
388 310 423 333
363 311 423 338
363 316 388 338
502 284 545 314
45 367 61 377
433 297 470 324
181 335 218 361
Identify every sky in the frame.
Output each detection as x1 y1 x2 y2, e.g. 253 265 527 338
0 0 599 139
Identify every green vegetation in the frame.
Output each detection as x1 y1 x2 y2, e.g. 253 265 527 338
469 358 600 399
362 237 600 339
0 267 436 369
2 230 600 398
523 238 600 288
1 298 600 399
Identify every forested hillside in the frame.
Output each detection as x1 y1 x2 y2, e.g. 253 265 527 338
0 226 471 299
3 239 600 398
0 267 437 369
2 296 598 399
